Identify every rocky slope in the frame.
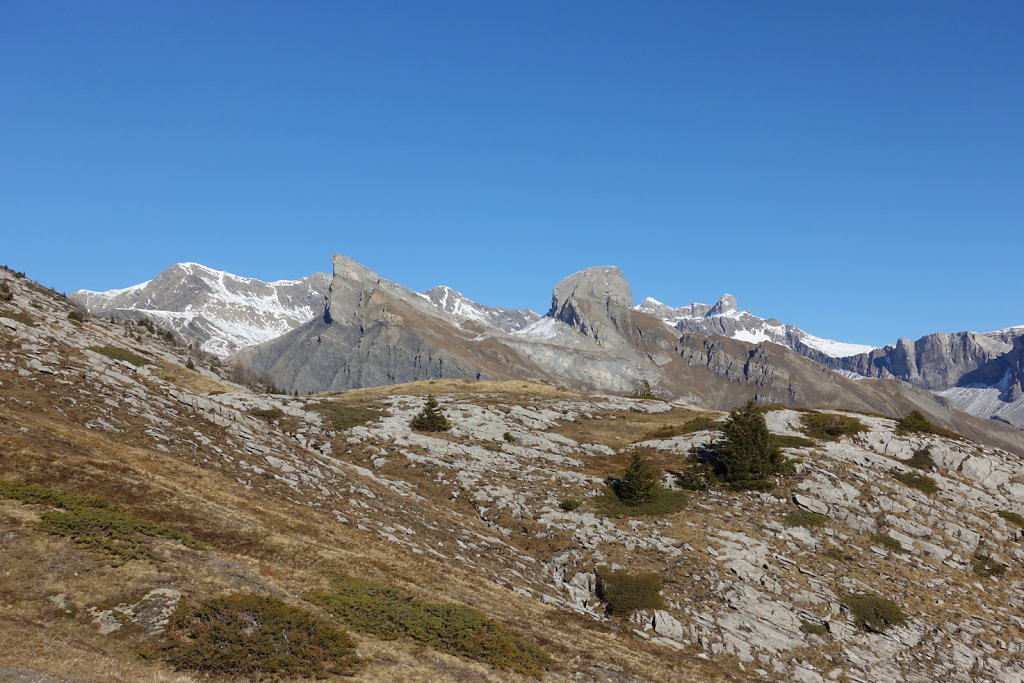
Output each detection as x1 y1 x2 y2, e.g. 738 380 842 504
4 266 1024 682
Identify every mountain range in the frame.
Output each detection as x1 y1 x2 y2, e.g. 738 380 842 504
72 256 1024 432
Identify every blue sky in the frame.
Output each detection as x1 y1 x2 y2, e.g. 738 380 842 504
2 1 1022 346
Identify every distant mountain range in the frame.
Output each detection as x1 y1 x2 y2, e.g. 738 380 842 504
71 258 1024 430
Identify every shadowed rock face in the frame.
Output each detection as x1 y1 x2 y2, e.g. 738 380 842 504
233 254 1024 454
821 329 1024 428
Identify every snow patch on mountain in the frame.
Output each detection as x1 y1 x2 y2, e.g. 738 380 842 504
636 294 876 359
420 285 539 334
71 263 331 358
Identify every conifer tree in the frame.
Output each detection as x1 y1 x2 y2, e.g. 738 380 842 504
716 400 785 490
617 450 660 506
410 394 452 432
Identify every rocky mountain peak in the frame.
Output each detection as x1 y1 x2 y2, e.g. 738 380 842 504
547 266 633 348
708 293 738 317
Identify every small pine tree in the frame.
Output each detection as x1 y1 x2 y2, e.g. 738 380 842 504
616 451 660 506
717 400 786 490
410 394 452 432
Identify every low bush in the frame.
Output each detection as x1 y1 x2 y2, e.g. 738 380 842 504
971 554 1008 577
596 567 665 616
559 498 581 512
799 412 867 441
891 470 939 495
773 433 817 449
871 534 903 552
596 487 687 516
503 431 516 443
641 416 722 441
799 621 829 636
305 402 381 431
306 575 552 678
158 593 361 679
783 510 828 528
67 310 85 322
0 281 11 301
88 345 150 367
598 450 687 516
249 408 284 420
905 447 936 470
896 410 964 440
0 480 110 510
997 510 1024 529
842 594 907 632
2 309 35 326
0 480 204 566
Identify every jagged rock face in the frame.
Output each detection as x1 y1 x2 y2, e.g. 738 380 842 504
70 263 331 357
548 267 632 343
823 329 1024 428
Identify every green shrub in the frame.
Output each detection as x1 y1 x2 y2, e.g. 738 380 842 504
971 554 1008 577
559 498 581 512
842 594 907 632
905 447 936 470
306 575 552 678
159 593 360 679
305 402 381 431
249 408 284 420
783 510 828 528
2 309 35 326
596 567 665 616
641 416 722 441
596 487 687 516
799 412 867 441
598 450 686 516
799 621 829 636
503 431 516 443
716 400 791 490
185 359 196 370
871 534 903 552
0 480 110 510
896 410 963 440
67 310 85 323
409 394 452 432
773 433 817 449
997 510 1024 529
88 345 150 367
0 480 204 566
891 470 938 495
0 281 11 302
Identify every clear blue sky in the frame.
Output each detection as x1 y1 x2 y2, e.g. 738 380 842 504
2 1 1022 345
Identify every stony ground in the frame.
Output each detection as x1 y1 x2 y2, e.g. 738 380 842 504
2 268 1024 682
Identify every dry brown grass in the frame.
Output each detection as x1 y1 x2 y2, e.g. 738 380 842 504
152 362 236 394
551 406 716 452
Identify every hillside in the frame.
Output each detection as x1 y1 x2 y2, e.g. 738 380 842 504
4 266 1024 682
